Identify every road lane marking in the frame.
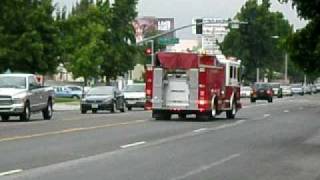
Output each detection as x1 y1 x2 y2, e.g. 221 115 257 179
210 120 246 131
0 120 147 143
0 169 23 176
284 110 290 113
171 154 240 180
120 141 146 149
263 114 271 118
193 128 208 133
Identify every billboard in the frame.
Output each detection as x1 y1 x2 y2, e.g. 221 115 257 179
134 17 175 42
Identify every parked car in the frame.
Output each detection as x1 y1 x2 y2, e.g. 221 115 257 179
123 84 146 110
310 84 317 94
291 84 304 95
80 86 126 114
315 83 320 92
54 86 72 98
240 86 252 98
269 83 283 98
54 86 82 99
303 84 312 95
65 85 83 99
250 82 273 103
0 74 54 121
280 85 293 96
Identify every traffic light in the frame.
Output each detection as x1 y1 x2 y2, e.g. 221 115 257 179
196 19 203 35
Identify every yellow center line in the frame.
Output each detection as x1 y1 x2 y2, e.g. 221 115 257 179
0 120 147 143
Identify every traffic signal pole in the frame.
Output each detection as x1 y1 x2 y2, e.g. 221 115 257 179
137 19 247 66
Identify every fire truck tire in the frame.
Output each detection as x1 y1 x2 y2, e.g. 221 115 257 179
226 101 236 119
196 113 210 121
154 112 171 120
211 97 218 118
179 114 187 119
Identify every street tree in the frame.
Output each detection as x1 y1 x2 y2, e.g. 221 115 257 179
58 0 110 84
101 0 138 83
279 0 320 78
0 0 59 74
220 0 292 82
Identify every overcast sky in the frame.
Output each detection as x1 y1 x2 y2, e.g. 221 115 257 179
55 0 307 39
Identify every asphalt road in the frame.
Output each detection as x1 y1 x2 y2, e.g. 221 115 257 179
1 95 320 180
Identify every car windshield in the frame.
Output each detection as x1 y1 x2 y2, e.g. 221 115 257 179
0 76 26 89
292 84 302 88
124 85 145 92
68 87 82 91
241 87 251 91
87 87 113 95
270 84 280 88
254 83 269 89
281 86 290 89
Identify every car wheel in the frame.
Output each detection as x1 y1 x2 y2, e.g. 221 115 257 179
20 102 31 121
127 106 132 111
250 98 256 103
81 109 87 114
92 109 98 114
72 95 79 99
1 115 10 122
110 102 117 113
42 100 53 120
120 102 127 113
268 97 273 103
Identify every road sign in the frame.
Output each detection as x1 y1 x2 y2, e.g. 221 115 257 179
158 38 179 45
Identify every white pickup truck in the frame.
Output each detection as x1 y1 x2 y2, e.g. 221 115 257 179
0 74 54 121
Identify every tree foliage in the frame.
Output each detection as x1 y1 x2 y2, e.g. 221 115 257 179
57 0 138 84
220 0 293 82
279 0 320 77
0 0 59 74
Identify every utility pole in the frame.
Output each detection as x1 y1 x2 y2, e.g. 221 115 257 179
256 68 260 82
284 53 288 83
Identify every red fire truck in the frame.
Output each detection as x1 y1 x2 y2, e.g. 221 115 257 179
145 52 242 120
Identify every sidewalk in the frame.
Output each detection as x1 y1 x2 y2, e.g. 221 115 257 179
54 103 80 111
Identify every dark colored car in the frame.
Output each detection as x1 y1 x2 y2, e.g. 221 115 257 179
250 83 273 103
80 86 126 114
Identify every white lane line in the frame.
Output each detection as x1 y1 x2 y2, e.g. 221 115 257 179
193 128 208 133
120 141 146 149
0 169 23 176
211 120 246 131
299 107 304 110
263 114 271 118
171 154 240 180
284 110 290 113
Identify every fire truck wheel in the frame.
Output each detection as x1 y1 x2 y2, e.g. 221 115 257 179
196 113 210 121
226 101 236 119
154 112 171 120
211 97 218 118
178 114 187 119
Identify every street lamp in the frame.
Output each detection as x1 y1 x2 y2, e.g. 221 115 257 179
271 35 288 83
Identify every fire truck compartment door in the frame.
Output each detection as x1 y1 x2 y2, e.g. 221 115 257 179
188 69 198 109
165 78 190 107
153 68 163 108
